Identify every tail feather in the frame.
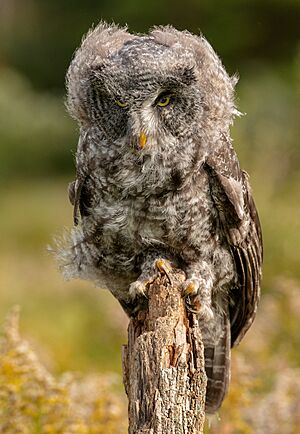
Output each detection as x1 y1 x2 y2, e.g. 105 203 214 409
202 313 231 414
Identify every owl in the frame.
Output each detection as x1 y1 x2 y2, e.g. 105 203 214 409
59 22 263 414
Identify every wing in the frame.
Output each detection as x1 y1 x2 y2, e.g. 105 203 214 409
68 130 92 225
205 137 263 347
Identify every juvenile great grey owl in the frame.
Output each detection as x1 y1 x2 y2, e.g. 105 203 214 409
58 22 263 414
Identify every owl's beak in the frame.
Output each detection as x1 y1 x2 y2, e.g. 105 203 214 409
138 132 147 149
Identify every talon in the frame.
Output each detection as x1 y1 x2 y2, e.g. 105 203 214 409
182 281 198 297
186 297 202 314
182 278 200 298
155 259 171 274
155 259 172 284
185 296 213 321
129 280 152 299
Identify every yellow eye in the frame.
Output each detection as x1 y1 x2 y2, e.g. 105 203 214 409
157 95 171 107
115 100 128 108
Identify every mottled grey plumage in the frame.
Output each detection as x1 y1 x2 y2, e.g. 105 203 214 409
59 22 263 413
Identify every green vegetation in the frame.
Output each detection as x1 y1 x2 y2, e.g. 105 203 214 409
0 0 299 432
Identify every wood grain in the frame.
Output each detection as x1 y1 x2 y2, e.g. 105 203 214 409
122 270 207 434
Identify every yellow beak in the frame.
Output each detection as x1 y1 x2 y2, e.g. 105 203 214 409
139 132 147 149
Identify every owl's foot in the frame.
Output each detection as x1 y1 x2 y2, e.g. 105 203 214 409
182 277 214 321
185 296 214 321
129 258 173 300
129 278 154 299
155 258 172 284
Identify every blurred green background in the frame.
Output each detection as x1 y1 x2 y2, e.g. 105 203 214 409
0 1 300 432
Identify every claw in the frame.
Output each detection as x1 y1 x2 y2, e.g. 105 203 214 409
185 297 202 314
185 296 214 320
129 258 173 300
155 258 172 274
129 279 153 299
182 277 214 321
182 280 199 298
155 258 172 284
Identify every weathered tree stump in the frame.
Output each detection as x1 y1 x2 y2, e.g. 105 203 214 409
122 270 207 434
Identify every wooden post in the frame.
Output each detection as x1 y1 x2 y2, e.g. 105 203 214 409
122 270 207 434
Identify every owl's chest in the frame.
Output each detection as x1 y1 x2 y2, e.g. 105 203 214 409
97 170 216 251
140 177 216 248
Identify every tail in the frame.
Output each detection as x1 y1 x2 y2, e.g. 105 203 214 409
202 312 231 414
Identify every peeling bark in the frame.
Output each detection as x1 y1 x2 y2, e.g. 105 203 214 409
122 270 207 434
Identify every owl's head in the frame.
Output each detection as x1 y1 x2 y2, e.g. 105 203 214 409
67 22 238 156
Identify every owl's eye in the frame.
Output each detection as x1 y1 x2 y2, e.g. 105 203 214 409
115 100 128 108
157 94 172 107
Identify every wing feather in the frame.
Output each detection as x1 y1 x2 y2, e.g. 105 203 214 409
70 130 92 225
205 148 263 348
